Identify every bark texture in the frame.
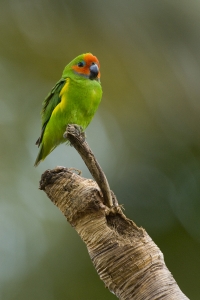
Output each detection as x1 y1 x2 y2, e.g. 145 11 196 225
40 167 189 300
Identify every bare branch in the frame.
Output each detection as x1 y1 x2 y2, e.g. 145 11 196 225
63 124 114 208
38 124 189 299
39 167 189 300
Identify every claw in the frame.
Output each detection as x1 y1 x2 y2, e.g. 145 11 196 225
63 124 86 142
73 125 86 141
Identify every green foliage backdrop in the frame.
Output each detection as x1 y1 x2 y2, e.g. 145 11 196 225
1 1 200 299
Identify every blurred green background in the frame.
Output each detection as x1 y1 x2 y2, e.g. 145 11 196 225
1 0 200 299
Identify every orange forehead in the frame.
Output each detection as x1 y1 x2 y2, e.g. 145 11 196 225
84 53 100 66
72 53 100 78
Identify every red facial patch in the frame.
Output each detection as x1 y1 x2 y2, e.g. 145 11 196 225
72 53 100 78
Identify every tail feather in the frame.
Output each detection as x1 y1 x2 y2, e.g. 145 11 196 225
34 145 44 167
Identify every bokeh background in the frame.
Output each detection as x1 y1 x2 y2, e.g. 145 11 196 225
1 0 200 299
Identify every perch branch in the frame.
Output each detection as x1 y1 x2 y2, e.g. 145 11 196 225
39 126 189 299
39 167 189 300
63 124 115 208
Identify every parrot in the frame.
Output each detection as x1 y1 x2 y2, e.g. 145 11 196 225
34 53 102 166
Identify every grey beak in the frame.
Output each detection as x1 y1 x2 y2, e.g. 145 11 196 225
89 63 99 80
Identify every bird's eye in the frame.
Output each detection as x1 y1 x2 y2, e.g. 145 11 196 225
77 61 85 67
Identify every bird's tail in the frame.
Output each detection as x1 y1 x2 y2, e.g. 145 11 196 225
34 145 44 167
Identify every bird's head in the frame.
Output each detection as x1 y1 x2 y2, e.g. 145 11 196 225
63 53 101 82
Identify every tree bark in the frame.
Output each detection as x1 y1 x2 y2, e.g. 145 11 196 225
39 125 189 300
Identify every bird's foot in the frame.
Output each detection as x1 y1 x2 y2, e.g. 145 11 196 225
73 124 86 142
63 124 86 142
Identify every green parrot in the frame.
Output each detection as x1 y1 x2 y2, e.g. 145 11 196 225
34 53 102 166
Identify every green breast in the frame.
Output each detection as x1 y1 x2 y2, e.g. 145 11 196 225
65 77 102 128
40 76 102 159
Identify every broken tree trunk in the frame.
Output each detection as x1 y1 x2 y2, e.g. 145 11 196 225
39 125 189 300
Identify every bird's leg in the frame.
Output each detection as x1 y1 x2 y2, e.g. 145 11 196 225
72 124 86 142
63 124 86 143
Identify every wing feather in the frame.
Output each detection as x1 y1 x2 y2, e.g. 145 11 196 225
36 78 66 147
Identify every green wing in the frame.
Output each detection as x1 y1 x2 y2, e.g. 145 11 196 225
36 78 66 147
